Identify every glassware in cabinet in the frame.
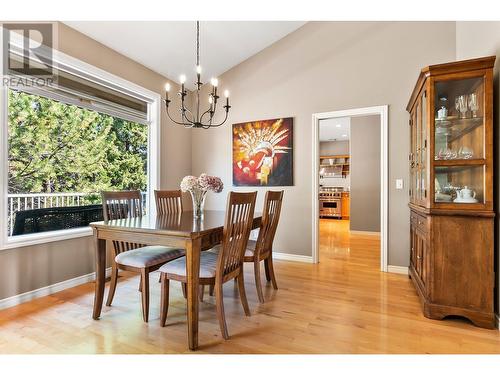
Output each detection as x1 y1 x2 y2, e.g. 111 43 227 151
434 76 485 162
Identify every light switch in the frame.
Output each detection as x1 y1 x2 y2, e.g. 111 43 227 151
396 179 404 190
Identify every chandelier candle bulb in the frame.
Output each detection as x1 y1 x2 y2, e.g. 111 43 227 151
165 83 171 101
211 78 218 97
180 74 186 93
196 65 202 87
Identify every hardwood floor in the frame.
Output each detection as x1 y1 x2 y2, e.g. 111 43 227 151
0 219 499 353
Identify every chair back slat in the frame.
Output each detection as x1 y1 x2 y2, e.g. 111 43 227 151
217 192 257 278
101 190 144 255
255 191 284 257
101 190 143 221
155 190 183 214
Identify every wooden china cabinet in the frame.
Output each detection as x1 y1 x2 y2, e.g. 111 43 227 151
406 56 496 329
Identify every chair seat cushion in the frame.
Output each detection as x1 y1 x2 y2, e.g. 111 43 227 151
246 240 257 252
207 244 221 254
210 240 257 258
159 251 219 279
115 246 184 268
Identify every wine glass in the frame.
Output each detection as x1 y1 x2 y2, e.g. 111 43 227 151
468 93 479 118
458 146 473 159
456 95 469 119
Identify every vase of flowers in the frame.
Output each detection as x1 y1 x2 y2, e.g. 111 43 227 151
180 173 224 217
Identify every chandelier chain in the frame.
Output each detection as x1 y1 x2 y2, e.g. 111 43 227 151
196 21 200 67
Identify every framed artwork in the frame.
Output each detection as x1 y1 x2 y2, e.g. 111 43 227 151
232 117 293 186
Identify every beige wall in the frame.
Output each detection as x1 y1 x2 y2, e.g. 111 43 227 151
192 21 456 264
0 23 192 300
350 115 380 232
456 21 500 314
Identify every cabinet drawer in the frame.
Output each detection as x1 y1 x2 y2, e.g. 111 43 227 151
411 211 428 233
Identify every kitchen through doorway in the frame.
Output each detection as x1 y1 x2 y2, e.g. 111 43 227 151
312 106 388 271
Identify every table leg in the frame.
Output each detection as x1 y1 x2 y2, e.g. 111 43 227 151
93 236 107 320
185 237 201 350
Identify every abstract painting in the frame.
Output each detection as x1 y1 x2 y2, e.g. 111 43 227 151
232 117 293 186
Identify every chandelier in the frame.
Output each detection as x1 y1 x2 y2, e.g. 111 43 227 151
164 21 231 129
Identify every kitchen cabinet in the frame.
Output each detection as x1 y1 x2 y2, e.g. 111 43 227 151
341 192 350 219
319 155 350 178
406 56 495 328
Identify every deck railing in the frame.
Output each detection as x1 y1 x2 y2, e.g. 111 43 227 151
7 192 147 236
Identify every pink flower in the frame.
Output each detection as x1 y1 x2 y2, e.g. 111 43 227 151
180 174 223 194
199 173 224 193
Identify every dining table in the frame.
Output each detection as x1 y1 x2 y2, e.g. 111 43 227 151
90 210 262 350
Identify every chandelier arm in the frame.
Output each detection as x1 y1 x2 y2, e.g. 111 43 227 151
182 107 197 125
211 100 218 120
199 107 214 124
165 103 193 126
208 111 229 127
178 96 194 121
202 98 217 127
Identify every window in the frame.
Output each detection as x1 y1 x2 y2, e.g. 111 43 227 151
0 35 160 249
7 89 148 237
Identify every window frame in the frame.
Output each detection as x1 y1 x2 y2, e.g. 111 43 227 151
0 31 161 250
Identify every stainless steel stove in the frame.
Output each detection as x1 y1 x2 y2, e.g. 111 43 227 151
319 187 343 218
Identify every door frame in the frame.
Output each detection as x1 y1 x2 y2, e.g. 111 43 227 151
312 105 389 271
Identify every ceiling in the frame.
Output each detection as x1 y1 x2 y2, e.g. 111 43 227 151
319 117 351 141
64 21 306 90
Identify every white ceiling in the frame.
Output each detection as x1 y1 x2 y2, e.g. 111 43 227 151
319 117 351 141
64 21 306 90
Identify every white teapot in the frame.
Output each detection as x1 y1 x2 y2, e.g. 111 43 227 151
456 186 476 201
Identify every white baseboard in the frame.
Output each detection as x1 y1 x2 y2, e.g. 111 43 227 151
0 267 112 311
349 230 380 236
496 314 500 331
387 265 409 275
273 252 313 263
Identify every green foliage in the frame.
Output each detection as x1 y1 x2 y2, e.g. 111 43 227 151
8 90 148 194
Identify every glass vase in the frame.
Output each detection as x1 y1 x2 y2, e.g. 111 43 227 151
190 189 207 218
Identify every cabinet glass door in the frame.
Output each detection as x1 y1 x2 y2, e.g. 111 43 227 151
415 100 421 202
433 75 486 205
410 110 417 203
420 91 427 203
434 165 484 204
434 77 485 161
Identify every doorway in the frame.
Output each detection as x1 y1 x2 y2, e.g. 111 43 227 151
312 106 388 271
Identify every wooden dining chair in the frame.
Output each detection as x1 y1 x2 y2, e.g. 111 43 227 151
102 190 184 322
154 189 184 285
159 191 257 339
244 190 283 303
154 190 183 214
